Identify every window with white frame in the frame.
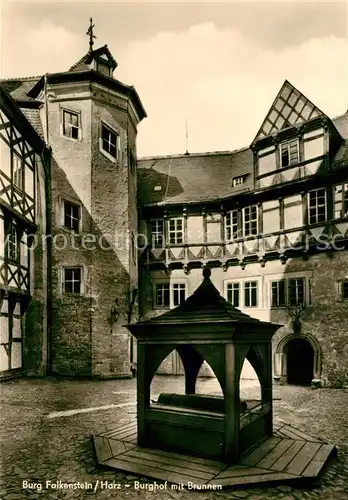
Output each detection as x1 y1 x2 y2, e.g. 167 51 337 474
288 278 305 306
244 281 258 307
225 205 258 240
271 280 286 307
100 123 120 160
280 139 299 168
308 188 327 224
63 110 79 140
63 200 81 232
154 282 187 309
172 283 186 307
334 183 348 219
225 210 239 241
13 155 24 190
6 220 19 262
168 218 183 244
151 220 164 248
226 282 240 307
232 175 247 187
62 267 83 295
243 205 258 237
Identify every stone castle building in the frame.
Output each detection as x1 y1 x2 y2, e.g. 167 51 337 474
1 37 347 386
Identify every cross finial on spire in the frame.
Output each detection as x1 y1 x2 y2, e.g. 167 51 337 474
86 17 96 52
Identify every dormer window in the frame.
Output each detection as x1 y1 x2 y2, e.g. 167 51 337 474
232 175 247 187
280 139 299 168
100 123 120 161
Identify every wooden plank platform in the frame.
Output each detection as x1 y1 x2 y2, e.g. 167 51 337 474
92 417 336 488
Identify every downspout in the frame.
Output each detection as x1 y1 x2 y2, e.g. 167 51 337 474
43 74 53 375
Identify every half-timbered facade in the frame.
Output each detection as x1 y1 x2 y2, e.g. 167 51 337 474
138 81 348 387
0 86 50 379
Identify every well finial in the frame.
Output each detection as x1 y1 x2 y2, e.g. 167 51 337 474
202 267 211 279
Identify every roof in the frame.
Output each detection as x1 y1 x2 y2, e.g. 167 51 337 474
138 148 253 207
69 45 118 72
131 269 279 330
0 77 41 103
20 108 44 140
138 112 348 207
252 80 324 144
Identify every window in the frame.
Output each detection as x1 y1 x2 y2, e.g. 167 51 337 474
271 280 286 307
131 232 136 264
280 139 299 168
232 175 247 187
129 151 136 175
168 218 183 244
308 188 327 224
6 222 19 262
244 281 258 307
227 283 240 307
243 205 258 237
173 283 186 306
334 183 348 219
62 268 82 295
63 201 80 232
154 282 187 309
288 278 305 306
225 210 239 241
100 123 119 160
63 110 79 140
342 281 348 300
225 205 258 240
151 220 164 248
13 155 23 190
155 284 170 308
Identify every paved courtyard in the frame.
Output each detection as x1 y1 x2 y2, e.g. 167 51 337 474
0 376 347 500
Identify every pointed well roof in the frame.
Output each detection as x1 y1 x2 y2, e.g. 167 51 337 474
135 268 272 326
253 80 325 144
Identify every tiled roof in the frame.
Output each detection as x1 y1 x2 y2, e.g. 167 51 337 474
0 77 41 102
138 112 348 207
20 108 44 139
138 148 253 207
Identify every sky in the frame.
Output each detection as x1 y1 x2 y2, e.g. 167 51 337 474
0 1 347 157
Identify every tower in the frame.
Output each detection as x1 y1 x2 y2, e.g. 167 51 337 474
27 25 146 377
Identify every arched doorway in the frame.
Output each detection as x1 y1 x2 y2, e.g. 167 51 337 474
285 338 314 385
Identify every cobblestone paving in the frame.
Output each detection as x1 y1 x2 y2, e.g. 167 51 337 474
0 377 347 500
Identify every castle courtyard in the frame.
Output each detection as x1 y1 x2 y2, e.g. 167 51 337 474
0 377 347 500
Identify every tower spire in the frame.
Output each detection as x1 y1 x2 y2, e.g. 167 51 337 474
86 17 96 52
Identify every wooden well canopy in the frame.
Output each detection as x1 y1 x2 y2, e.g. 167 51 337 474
127 268 282 463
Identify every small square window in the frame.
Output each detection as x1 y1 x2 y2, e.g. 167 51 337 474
101 123 119 160
63 201 80 232
232 175 247 187
63 110 79 140
62 267 82 295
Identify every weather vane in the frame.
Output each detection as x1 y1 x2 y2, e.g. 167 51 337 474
86 17 96 52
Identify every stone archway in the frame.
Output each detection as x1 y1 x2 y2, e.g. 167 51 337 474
274 333 322 385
